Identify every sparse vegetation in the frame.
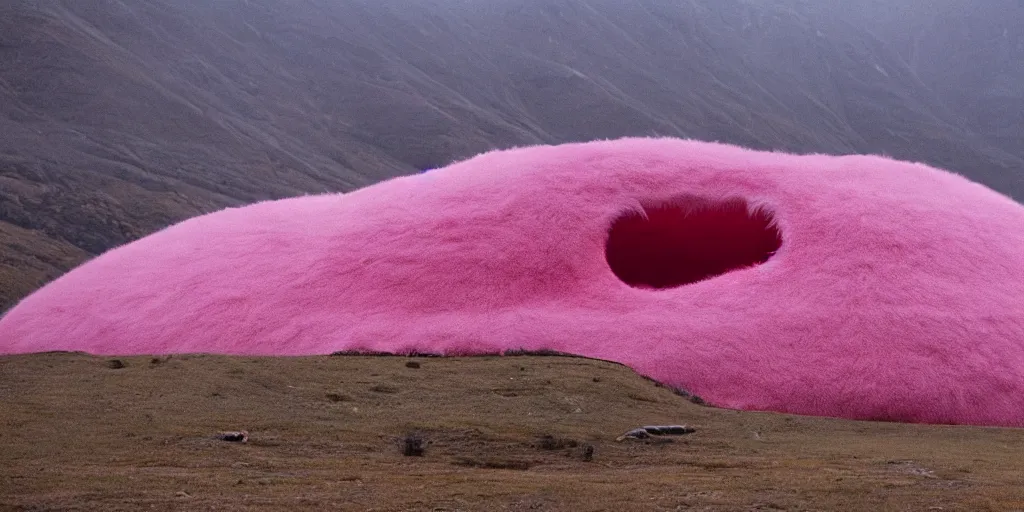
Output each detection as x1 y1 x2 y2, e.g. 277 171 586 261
535 434 579 451
402 434 425 457
452 457 532 471
502 348 575 357
330 350 393 357
581 444 595 462
324 392 350 402
640 374 709 406
1 353 1022 510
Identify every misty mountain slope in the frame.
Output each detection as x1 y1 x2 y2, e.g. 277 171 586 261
863 0 1024 162
1 0 1022 311
0 219 87 311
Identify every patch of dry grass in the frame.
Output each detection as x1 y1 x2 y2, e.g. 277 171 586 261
1 353 1022 510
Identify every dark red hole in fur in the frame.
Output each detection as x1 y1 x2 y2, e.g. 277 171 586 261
605 196 782 289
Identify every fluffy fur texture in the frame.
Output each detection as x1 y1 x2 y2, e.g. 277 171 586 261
2 138 1023 426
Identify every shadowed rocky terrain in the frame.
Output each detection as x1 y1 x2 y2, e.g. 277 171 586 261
1 0 1022 311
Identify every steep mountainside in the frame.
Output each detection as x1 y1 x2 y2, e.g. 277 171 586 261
788 0 1024 165
1 0 1022 310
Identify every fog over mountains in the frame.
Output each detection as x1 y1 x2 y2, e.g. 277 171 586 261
1 0 1022 309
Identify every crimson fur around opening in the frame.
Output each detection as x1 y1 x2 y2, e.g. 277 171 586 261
605 195 782 289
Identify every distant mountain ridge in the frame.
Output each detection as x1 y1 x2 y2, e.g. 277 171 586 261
1 0 1022 310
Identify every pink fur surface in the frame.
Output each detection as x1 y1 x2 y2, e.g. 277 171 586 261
2 138 1023 426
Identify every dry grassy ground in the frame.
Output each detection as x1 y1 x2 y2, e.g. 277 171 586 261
1 352 1023 511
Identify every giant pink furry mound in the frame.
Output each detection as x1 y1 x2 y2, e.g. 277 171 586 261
2 138 1023 426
